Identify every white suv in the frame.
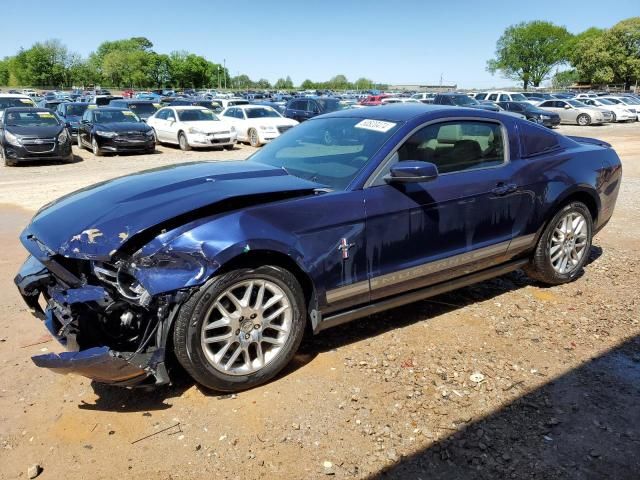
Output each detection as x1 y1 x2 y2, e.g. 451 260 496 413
476 91 538 105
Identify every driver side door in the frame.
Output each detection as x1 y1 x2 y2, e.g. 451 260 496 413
363 119 526 301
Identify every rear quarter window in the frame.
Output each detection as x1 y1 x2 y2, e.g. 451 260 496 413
519 122 561 158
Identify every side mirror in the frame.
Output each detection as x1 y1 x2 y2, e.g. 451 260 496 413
385 161 439 183
80 119 89 124
564 105 571 109
65 122 71 128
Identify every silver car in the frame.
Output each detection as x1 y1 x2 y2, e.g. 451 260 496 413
537 99 608 126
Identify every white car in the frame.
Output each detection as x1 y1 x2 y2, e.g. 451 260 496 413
220 105 298 147
147 106 237 151
580 98 637 122
0 94 36 119
480 91 538 105
599 96 640 120
217 98 250 109
410 92 436 104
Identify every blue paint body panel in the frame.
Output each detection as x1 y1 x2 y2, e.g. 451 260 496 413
14 105 623 386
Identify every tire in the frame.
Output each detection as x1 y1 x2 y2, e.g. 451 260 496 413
178 132 191 151
248 128 261 147
577 113 591 126
223 144 235 151
611 113 617 122
524 202 593 285
173 266 306 392
91 137 102 156
1 147 16 166
77 133 84 150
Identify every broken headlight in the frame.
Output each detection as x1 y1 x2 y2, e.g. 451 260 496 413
93 261 151 306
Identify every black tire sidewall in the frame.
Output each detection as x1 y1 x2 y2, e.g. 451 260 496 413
175 266 306 391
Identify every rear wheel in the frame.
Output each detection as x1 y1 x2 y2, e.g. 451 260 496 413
524 202 593 285
611 113 617 122
179 132 191 151
91 137 102 156
173 266 306 392
77 133 84 149
577 113 591 126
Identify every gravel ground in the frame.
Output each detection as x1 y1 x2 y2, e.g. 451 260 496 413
0 123 638 480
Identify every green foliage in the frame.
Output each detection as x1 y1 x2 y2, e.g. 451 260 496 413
0 58 9 85
552 69 579 89
569 18 640 88
487 21 571 89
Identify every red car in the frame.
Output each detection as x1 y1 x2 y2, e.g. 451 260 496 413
122 89 135 98
359 94 392 106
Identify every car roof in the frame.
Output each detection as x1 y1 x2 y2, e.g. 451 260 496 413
0 93 31 98
166 106 210 110
91 107 132 112
323 104 476 122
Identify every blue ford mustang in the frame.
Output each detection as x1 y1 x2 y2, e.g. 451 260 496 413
15 105 622 391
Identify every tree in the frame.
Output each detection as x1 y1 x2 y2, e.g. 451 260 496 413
487 21 571 90
301 79 315 89
605 18 640 90
569 28 614 84
328 74 348 90
0 58 9 85
354 77 373 90
232 74 253 89
256 78 271 89
552 69 579 89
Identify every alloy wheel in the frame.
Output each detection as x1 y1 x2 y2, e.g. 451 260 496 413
549 211 589 274
200 279 292 375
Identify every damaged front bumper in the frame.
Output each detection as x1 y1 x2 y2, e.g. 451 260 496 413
15 255 173 387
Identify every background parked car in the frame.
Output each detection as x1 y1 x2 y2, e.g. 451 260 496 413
537 99 607 126
0 94 37 115
433 93 500 111
147 106 237 151
580 98 637 122
221 104 298 147
284 97 346 122
410 92 436 104
497 101 561 127
0 107 73 166
54 102 90 142
77 107 155 156
168 99 223 113
108 99 160 121
600 96 640 120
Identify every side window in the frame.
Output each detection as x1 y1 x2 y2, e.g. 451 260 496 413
487 94 498 101
82 110 91 122
223 108 235 118
297 100 310 111
519 121 561 157
499 94 510 101
475 93 487 100
235 109 246 119
166 109 176 121
396 121 506 174
155 109 168 120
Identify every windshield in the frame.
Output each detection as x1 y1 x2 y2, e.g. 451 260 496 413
510 93 527 101
250 117 402 190
5 110 60 127
595 98 614 105
317 99 346 112
245 108 281 119
94 110 140 123
229 100 249 106
622 97 640 105
66 104 88 116
452 95 477 106
128 103 158 114
178 109 219 122
605 98 622 104
568 100 587 107
0 98 36 110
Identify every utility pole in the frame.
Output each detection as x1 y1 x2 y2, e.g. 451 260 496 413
217 66 220 90
223 59 227 90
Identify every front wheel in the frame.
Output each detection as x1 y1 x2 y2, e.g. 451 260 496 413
524 202 593 285
1 147 16 166
248 128 261 147
223 144 235 151
577 113 591 126
179 132 191 151
91 137 102 156
173 266 306 391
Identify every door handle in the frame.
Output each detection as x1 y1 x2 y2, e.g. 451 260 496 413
491 183 517 196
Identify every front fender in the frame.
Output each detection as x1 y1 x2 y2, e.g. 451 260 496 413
130 212 308 296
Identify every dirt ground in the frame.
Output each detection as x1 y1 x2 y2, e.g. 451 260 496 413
0 124 638 480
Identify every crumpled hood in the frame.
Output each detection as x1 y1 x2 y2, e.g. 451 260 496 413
22 161 322 260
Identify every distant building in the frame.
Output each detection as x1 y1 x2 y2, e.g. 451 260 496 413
390 84 457 92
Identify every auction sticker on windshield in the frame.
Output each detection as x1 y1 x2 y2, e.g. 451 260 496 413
354 119 396 133
37 112 54 118
20 99 33 104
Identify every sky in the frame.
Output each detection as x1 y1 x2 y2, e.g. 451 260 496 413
1 0 638 88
